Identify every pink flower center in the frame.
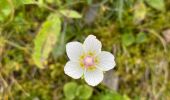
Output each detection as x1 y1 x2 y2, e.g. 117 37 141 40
83 56 94 67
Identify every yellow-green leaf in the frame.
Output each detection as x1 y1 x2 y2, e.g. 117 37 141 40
60 10 82 19
76 85 93 99
145 0 165 11
64 82 78 100
32 14 61 68
21 0 36 4
133 1 147 24
0 0 13 22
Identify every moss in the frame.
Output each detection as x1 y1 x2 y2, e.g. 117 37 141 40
0 0 170 99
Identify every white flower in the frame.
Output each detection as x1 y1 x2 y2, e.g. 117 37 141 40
64 35 116 86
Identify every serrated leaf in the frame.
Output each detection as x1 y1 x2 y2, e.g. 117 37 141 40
145 0 165 11
122 33 135 46
64 82 78 100
60 10 82 19
32 14 61 68
76 85 93 99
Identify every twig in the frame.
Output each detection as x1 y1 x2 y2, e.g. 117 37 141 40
147 29 167 52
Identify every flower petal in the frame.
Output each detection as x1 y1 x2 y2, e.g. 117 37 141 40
97 51 116 71
64 61 84 79
66 42 84 61
83 35 102 54
84 69 103 86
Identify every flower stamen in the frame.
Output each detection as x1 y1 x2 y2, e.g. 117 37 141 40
83 56 94 67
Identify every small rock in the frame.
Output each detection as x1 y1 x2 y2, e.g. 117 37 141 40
84 4 99 25
102 70 119 91
162 29 170 43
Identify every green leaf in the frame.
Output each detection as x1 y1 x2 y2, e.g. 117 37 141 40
123 95 131 100
0 0 13 22
64 82 78 100
136 32 148 44
32 14 61 68
38 0 44 5
145 0 165 11
122 33 135 46
87 0 93 5
133 1 147 24
111 92 125 100
12 0 36 9
99 94 113 100
76 85 93 99
60 10 82 19
14 0 35 4
21 0 36 4
46 0 53 3
52 40 65 59
92 91 126 100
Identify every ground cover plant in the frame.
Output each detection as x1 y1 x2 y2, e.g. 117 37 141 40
0 0 170 100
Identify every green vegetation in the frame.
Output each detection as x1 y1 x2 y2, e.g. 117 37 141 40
0 0 170 100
